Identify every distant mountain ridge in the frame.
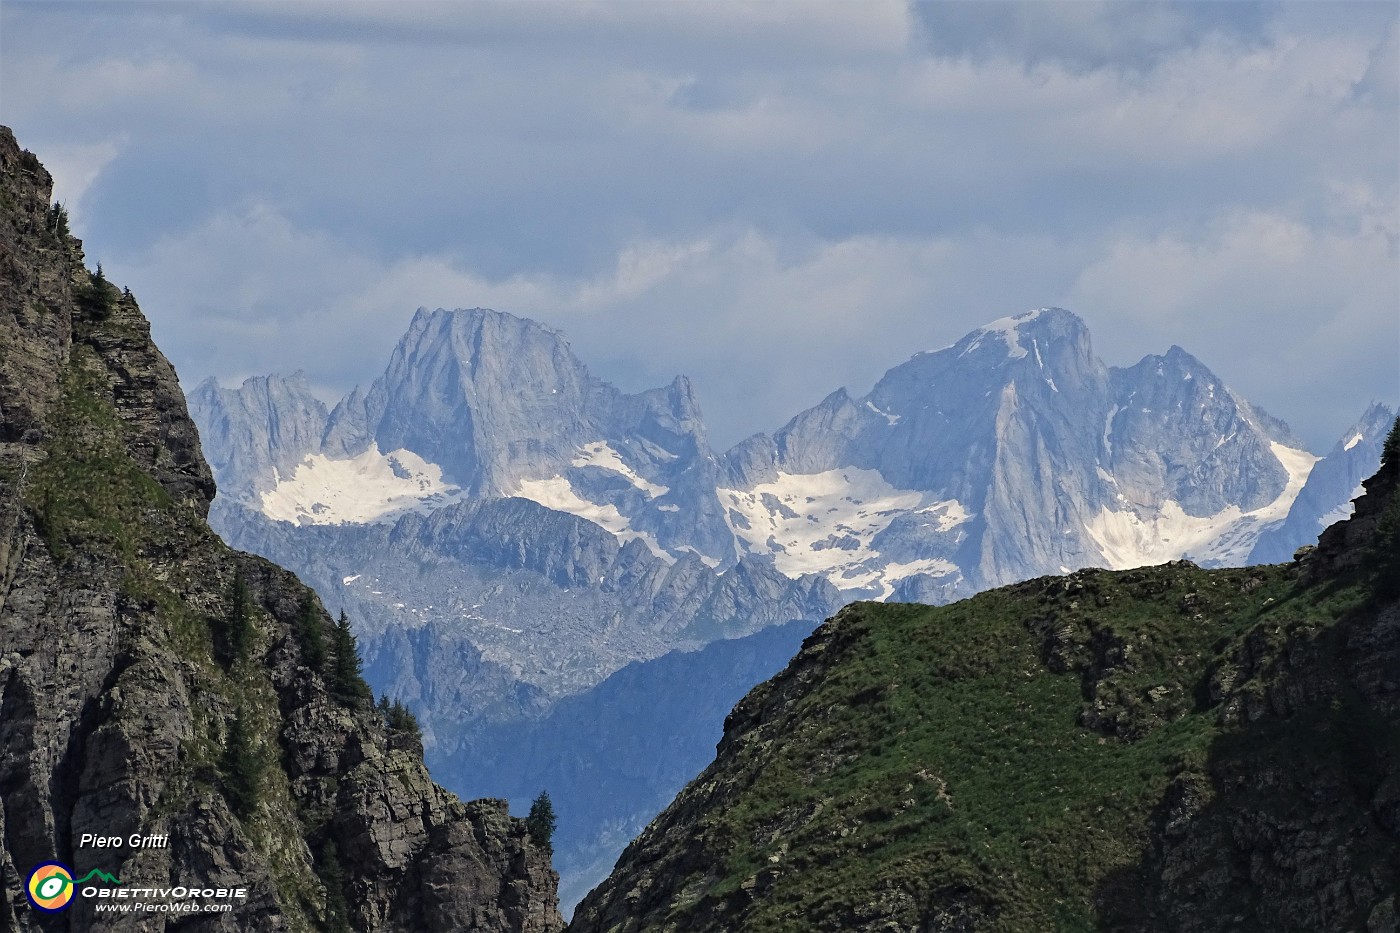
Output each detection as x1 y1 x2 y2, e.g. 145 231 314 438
194 306 1383 601
199 308 734 561
1250 401 1395 563
188 304 1389 910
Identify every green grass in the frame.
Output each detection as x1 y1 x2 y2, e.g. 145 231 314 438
678 561 1370 931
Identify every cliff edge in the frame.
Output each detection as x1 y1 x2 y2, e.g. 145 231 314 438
0 127 563 932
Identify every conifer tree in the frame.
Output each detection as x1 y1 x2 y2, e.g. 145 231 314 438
1373 417 1400 598
379 696 421 740
294 590 326 671
222 705 262 821
226 571 252 663
316 839 353 933
329 610 372 707
526 791 556 851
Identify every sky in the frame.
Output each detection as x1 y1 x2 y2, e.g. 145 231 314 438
2 0 1396 453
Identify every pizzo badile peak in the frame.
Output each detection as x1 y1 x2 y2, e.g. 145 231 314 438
0 129 563 929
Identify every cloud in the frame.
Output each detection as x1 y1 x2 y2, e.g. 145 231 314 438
910 1 1270 72
112 204 1078 447
116 191 1393 455
5 0 1395 452
35 137 123 232
1068 203 1398 444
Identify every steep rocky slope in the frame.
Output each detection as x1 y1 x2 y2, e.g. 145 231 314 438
571 425 1400 932
0 128 562 931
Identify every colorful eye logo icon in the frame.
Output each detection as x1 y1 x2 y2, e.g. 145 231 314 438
26 862 75 912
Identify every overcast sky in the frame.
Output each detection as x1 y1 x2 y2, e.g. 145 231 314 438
3 1 1396 452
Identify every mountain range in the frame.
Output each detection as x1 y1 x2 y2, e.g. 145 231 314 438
189 305 1390 908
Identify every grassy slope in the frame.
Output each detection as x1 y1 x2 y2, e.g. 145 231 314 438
682 558 1372 931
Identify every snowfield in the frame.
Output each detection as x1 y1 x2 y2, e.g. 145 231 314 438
260 444 465 525
718 467 970 596
1086 443 1318 569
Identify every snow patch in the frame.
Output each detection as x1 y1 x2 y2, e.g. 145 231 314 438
1318 483 1366 529
1086 443 1319 569
1344 432 1364 452
962 310 1044 360
1103 405 1119 458
342 574 361 585
572 441 669 498
917 498 972 532
260 444 465 525
864 400 901 425
513 474 673 562
718 468 970 593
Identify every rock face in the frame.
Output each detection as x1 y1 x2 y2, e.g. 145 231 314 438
1250 401 1396 564
719 310 1319 596
570 436 1400 931
0 127 562 931
192 306 1367 610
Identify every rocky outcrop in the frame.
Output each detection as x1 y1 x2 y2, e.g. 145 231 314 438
1096 446 1400 932
0 127 562 931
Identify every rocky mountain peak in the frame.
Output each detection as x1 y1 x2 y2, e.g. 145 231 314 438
950 306 1092 367
189 371 330 501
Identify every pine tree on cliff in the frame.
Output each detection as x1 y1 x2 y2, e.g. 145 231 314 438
1373 416 1400 597
329 610 372 707
378 696 422 739
294 589 326 671
222 705 262 821
225 571 253 664
527 791 556 852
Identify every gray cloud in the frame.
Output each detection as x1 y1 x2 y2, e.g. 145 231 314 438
2 0 1394 451
911 1 1271 71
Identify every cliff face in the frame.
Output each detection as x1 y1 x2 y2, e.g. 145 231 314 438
0 127 562 931
571 430 1399 931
